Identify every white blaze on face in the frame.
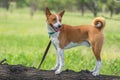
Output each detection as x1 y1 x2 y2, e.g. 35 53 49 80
53 15 61 28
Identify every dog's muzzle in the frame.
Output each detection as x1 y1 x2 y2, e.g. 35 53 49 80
58 24 61 28
50 23 62 32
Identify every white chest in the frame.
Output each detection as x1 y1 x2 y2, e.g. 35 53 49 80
50 32 60 47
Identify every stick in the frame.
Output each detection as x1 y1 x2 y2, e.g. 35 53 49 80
38 40 51 69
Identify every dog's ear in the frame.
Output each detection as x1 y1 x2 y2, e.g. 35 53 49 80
58 10 65 17
45 7 51 17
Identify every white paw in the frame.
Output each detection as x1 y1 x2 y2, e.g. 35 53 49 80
55 69 62 74
92 71 99 76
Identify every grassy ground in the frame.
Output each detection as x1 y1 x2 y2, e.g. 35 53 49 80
0 8 120 76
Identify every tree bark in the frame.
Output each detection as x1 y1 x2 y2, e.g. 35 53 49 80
30 0 37 18
0 64 120 80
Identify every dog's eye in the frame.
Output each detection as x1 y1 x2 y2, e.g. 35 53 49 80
59 19 61 22
53 18 56 21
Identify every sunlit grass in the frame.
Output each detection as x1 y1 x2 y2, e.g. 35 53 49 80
0 8 120 76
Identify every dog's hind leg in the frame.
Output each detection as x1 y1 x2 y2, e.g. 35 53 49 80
91 40 103 76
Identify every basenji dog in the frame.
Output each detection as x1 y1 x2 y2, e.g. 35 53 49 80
45 7 105 76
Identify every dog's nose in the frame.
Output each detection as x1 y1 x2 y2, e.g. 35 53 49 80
58 25 61 28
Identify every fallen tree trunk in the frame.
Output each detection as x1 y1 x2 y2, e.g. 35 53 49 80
0 64 120 80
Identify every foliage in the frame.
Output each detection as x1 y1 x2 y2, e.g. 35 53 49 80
0 0 120 17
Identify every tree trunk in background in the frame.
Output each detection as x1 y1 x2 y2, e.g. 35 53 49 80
30 0 37 18
9 1 16 13
80 3 85 16
102 4 106 17
93 1 98 17
109 5 113 18
85 1 98 17
2 0 9 10
76 0 85 16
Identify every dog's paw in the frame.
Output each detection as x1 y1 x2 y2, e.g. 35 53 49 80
92 71 99 76
55 70 62 74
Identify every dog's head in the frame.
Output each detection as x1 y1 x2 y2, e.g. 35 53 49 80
45 7 65 31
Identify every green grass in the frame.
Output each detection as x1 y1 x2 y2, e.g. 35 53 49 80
0 8 120 76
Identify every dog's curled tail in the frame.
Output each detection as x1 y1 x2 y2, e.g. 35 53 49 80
92 17 105 30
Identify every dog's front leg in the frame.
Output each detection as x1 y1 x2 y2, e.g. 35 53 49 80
55 48 64 74
51 47 60 70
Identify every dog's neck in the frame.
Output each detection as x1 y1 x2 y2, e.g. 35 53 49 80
46 22 56 36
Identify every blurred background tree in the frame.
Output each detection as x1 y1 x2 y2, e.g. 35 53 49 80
0 0 119 17
0 0 10 10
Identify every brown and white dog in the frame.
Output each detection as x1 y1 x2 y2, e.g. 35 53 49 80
45 8 105 76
